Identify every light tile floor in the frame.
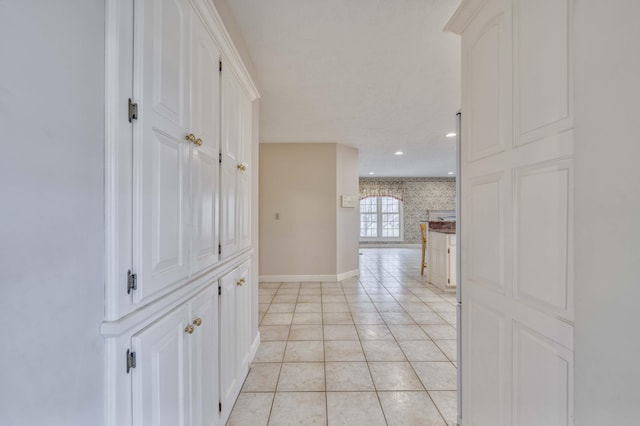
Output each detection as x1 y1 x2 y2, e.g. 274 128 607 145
227 248 458 426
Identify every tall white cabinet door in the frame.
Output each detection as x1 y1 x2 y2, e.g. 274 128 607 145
236 98 252 251
235 262 251 376
218 269 238 422
134 0 191 303
189 10 221 275
449 0 575 424
132 305 190 426
220 69 243 259
189 286 218 426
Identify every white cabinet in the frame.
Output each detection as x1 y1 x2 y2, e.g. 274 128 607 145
220 69 252 259
103 1 260 425
134 1 222 307
189 8 222 277
446 0 575 423
135 0 193 306
132 285 218 426
428 231 456 292
219 261 251 424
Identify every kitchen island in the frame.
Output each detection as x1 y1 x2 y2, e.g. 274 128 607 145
428 226 457 292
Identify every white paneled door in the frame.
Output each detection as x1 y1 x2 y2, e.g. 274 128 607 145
219 68 239 258
449 0 574 424
135 0 191 303
218 268 238 422
189 8 221 276
132 305 190 426
220 68 251 259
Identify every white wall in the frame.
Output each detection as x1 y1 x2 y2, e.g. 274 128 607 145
0 1 105 425
574 0 640 423
336 144 360 276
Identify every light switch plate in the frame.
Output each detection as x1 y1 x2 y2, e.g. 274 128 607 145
341 195 356 208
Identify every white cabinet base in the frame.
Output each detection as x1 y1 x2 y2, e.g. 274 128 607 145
428 231 457 292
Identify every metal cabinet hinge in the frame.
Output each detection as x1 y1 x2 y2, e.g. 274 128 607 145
447 248 450 254
219 152 222 163
218 285 221 296
127 270 137 294
218 244 222 255
128 98 138 122
219 402 222 412
447 278 450 284
126 349 137 373
219 60 222 73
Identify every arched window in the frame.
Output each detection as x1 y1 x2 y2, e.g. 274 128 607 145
360 196 403 240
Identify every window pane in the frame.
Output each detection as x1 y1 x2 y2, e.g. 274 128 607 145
360 197 377 213
380 197 399 213
359 196 401 239
360 211 378 237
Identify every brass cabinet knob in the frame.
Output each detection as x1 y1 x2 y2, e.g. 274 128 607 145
185 324 195 334
195 138 203 147
185 133 197 144
236 278 245 286
193 317 202 327
236 163 247 171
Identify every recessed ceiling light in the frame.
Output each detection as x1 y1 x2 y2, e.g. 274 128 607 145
448 171 455 175
369 172 375 175
394 151 404 156
446 132 456 138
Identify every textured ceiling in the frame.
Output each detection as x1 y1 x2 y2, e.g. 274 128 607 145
224 0 461 177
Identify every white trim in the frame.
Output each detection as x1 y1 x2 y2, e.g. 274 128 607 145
247 332 260 364
194 0 260 101
444 0 489 34
259 273 359 283
104 0 135 321
359 243 421 248
336 269 360 281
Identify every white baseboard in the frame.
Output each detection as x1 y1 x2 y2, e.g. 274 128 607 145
336 269 360 281
259 270 360 283
359 243 421 248
247 332 260 364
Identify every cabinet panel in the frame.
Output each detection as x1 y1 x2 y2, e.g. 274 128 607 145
220 69 240 258
189 286 218 426
218 261 252 423
514 160 572 318
218 269 238 420
235 262 251 375
237 98 252 251
513 322 572 426
468 173 504 293
515 0 570 140
190 10 221 275
465 299 507 426
132 305 190 426
468 19 504 161
136 0 191 303
220 69 252 258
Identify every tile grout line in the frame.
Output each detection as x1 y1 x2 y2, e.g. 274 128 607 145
249 250 457 425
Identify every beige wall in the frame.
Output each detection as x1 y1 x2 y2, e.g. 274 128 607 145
259 143 359 279
336 144 360 275
260 144 337 276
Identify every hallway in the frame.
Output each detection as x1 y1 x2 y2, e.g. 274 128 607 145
227 248 458 425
